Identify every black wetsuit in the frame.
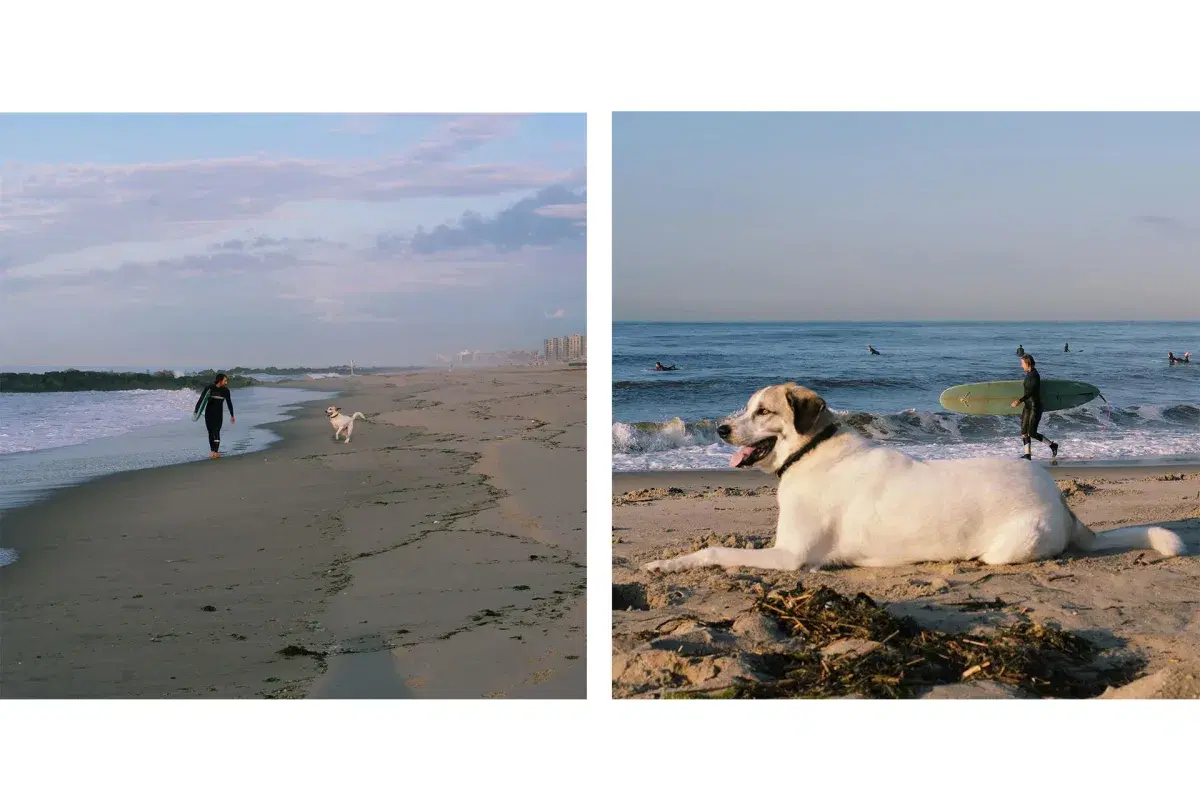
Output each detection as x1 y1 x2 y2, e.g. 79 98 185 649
194 383 234 453
1017 368 1047 442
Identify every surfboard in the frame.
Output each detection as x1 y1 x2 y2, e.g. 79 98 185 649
193 386 212 421
939 380 1101 416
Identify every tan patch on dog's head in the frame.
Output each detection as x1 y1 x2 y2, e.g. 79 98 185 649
724 382 831 472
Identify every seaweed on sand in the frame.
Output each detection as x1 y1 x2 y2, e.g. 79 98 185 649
726 583 1141 699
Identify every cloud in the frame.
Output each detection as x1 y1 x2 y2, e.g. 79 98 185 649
209 235 342 252
534 203 587 220
405 115 520 166
0 115 573 268
1134 215 1195 236
3 230 584 327
544 308 566 318
405 185 587 254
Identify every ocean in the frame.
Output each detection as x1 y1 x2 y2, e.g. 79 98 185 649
613 321 1200 472
0 385 337 518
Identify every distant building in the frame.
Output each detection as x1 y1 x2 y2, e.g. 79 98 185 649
543 334 586 362
568 333 586 361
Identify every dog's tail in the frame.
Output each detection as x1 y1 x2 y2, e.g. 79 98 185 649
352 412 366 421
1064 501 1185 557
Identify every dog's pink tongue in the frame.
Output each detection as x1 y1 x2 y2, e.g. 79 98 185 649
729 446 755 468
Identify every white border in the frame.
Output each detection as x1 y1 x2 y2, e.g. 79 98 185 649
586 112 614 704
3 1 1200 112
3 0 1200 796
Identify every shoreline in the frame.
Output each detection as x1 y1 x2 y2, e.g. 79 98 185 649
0 384 341 519
1 367 584 698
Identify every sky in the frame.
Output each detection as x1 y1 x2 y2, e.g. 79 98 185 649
614 113 1200 322
0 113 585 367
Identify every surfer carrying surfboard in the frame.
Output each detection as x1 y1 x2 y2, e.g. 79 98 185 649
1010 354 1058 462
193 373 236 459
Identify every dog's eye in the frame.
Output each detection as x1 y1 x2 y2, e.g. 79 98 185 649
755 408 771 416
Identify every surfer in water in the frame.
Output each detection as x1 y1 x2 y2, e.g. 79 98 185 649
1064 342 1069 352
1168 351 1191 365
1016 345 1025 357
867 345 881 355
194 373 235 459
1010 355 1058 462
654 361 678 371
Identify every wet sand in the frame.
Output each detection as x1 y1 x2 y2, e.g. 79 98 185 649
1 366 585 698
612 465 1200 699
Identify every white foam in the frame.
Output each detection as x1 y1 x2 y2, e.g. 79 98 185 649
0 389 200 455
612 418 720 453
0 547 19 567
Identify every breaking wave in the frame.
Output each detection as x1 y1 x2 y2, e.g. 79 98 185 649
612 403 1200 471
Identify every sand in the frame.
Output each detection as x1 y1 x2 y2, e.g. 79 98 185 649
1 365 585 699
612 466 1200 699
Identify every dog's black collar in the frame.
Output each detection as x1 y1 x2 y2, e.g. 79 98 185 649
775 424 840 478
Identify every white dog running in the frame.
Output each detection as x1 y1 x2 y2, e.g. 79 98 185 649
644 382 1186 573
326 406 367 443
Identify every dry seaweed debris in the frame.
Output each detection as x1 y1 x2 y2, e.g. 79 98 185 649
1056 478 1096 498
730 583 1141 699
614 487 687 505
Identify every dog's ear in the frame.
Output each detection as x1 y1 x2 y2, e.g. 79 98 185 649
786 387 826 435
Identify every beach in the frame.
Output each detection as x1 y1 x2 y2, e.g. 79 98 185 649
1 366 585 699
612 465 1200 699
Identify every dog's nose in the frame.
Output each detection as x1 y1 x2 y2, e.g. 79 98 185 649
717 424 732 440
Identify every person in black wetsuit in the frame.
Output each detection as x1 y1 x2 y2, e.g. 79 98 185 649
1064 342 1070 352
653 361 678 371
1015 345 1025 357
194 373 235 459
867 345 881 355
1168 351 1191 365
1010 354 1058 461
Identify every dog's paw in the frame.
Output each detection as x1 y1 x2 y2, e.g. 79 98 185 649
643 559 669 572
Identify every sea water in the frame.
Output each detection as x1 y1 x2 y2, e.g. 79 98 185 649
613 321 1200 471
0 385 336 513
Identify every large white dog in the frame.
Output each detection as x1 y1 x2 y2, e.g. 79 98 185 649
325 406 367 443
644 383 1185 573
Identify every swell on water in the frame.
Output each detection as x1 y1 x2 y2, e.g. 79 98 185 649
613 375 929 392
